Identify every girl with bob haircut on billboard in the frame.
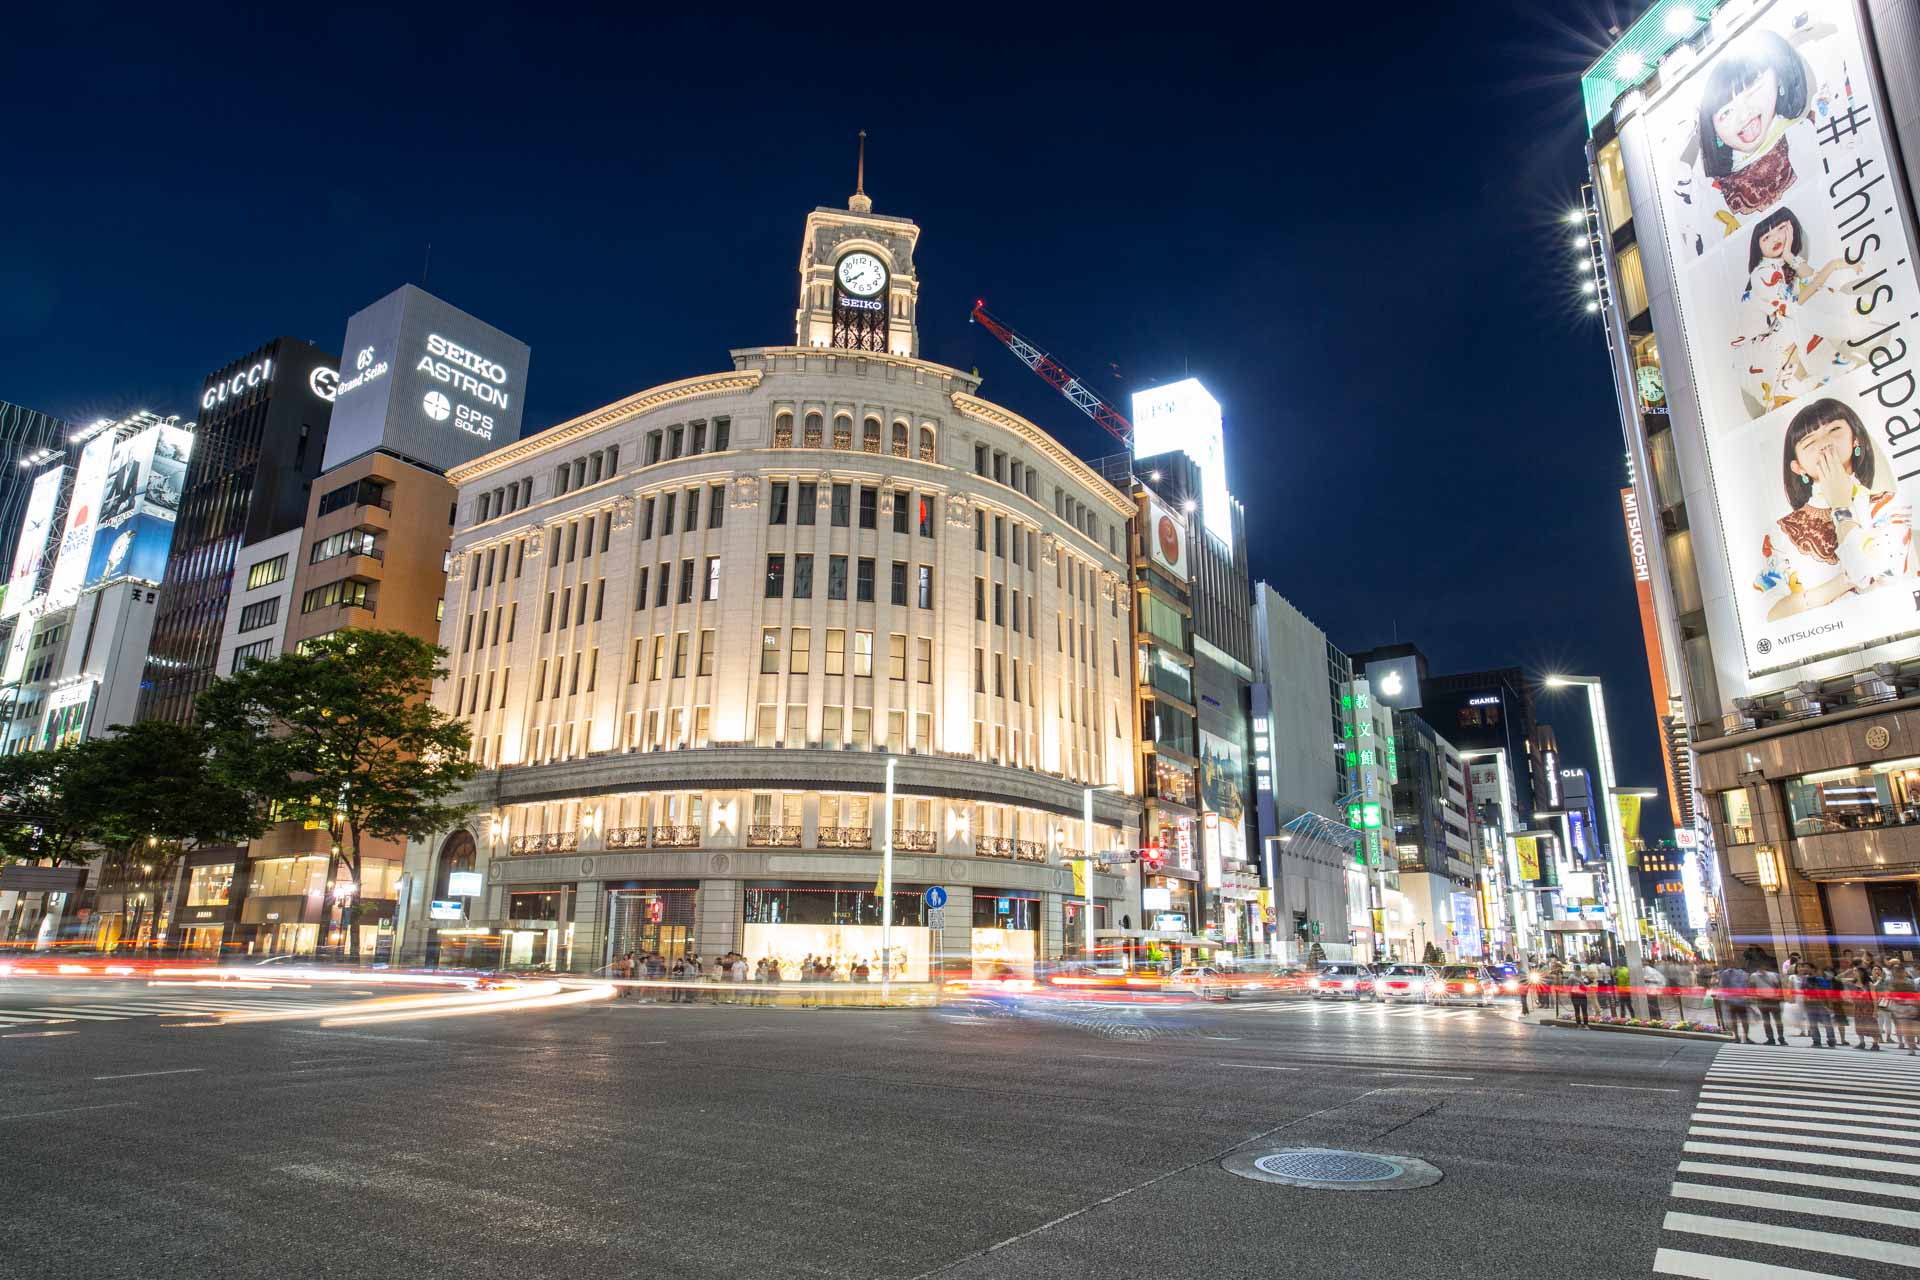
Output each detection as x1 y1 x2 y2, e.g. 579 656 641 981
1732 206 1863 414
1698 29 1814 218
1756 398 1913 620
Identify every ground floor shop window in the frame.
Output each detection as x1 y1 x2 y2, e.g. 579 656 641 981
607 886 697 966
743 885 929 980
973 892 1039 978
1061 901 1108 958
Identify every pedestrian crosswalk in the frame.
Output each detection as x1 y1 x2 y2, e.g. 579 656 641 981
0 992 343 1029
1218 999 1512 1020
1653 1041 1920 1278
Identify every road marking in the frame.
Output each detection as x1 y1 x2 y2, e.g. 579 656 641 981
1688 1124 1915 1157
1708 1069 1920 1094
0 1102 136 1121
1683 1140 1920 1179
1570 1083 1681 1092
1664 1209 1920 1268
90 1068 205 1081
1702 1087 1919 1115
1077 1054 1160 1064
0 1030 75 1039
9 1009 118 1021
1372 1071 1473 1080
282 1029 438 1044
1697 1101 1920 1128
1688 1112 1914 1139
1671 1180 1920 1231
1219 1063 1301 1072
1653 1245 1854 1278
1677 1160 1920 1203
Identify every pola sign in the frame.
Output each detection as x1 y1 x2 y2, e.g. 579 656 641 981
323 284 530 474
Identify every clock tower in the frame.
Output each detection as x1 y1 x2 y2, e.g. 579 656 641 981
795 132 921 358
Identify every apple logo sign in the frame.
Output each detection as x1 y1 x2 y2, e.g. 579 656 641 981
1379 669 1404 699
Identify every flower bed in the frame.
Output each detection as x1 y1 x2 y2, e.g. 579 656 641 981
1538 1015 1732 1041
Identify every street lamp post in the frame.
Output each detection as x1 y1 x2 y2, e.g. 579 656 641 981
883 756 896 1001
1083 783 1120 963
1545 675 1649 1017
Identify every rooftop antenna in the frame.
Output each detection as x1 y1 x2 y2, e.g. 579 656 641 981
850 130 872 213
421 242 433 287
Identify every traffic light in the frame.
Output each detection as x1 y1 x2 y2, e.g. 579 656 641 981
1140 847 1166 874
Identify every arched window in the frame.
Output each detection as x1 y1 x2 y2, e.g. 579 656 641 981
804 411 823 447
774 410 795 448
433 829 478 900
863 416 881 453
918 426 935 462
891 421 908 457
833 413 853 449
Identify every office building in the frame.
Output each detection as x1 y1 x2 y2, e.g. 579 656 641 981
0 401 71 573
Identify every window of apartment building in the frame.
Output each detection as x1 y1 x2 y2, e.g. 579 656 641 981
826 629 845 676
828 555 848 601
975 511 986 552
975 577 986 622
822 707 844 750
765 554 785 598
859 485 877 529
634 566 649 609
641 497 655 539
684 487 700 533
671 632 687 679
856 557 875 603
656 563 670 607
232 639 273 672
660 491 676 531
238 599 279 632
797 482 817 525
888 633 906 680
698 629 716 677
893 489 910 534
831 483 851 527
890 560 908 606
650 636 666 681
794 554 813 600
300 578 369 614
761 627 780 673
769 481 789 525
755 705 777 748
705 557 721 601
247 555 287 589
677 558 694 604
916 638 932 683
593 581 606 622
708 484 725 529
785 705 807 747
919 495 935 538
917 566 932 609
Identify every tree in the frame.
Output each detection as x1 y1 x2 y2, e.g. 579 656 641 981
1422 941 1446 966
0 745 96 866
197 629 476 960
76 721 267 947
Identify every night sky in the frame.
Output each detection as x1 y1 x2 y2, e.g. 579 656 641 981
5 3 1672 830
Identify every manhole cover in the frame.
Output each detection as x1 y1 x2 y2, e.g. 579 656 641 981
1222 1147 1443 1192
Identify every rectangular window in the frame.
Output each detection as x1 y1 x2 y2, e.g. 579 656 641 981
853 630 873 677
916 637 932 683
247 554 288 589
893 489 910 534
1011 589 1022 634
914 712 930 754
316 477 388 517
994 656 1005 697
646 431 662 465
826 629 845 676
715 419 730 451
831 483 851 527
793 554 814 599
232 639 273 671
857 557 875 603
507 603 517 642
600 514 611 555
993 584 1004 626
698 629 716 677
859 485 877 529
785 705 807 748
851 708 871 750
656 563 670 607
661 491 676 531
684 487 700 533
677 559 694 604
641 497 655 539
237 598 279 633
890 561 908 606
668 426 683 459
559 587 572 627
580 516 594 558
917 566 932 610
705 557 720 601
822 707 843 750
565 522 578 563
651 636 666 681
635 566 649 609
765 554 785 598
976 512 986 552
709 484 726 529
1011 526 1021 566
790 626 811 674
594 580 606 622
300 578 369 614
994 516 1005 558
568 652 581 695
672 632 687 678
535 660 548 699
755 705 777 749
888 633 906 680
769 482 789 525
828 555 848 601
919 495 935 538
761 627 780 674
887 710 905 754
975 577 986 622
797 482 817 525
691 421 707 454
974 648 985 693
576 585 589 627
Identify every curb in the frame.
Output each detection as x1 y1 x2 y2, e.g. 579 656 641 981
1538 1017 1732 1042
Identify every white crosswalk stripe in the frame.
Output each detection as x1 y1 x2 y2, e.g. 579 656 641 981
1234 1000 1507 1020
0 992 343 1028
1653 1042 1920 1278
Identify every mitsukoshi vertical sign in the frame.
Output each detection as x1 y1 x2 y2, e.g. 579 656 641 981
1641 0 1920 678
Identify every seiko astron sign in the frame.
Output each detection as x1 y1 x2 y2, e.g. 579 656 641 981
323 284 530 473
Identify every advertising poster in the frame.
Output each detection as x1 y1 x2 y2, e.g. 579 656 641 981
1145 495 1190 581
46 434 114 608
1643 0 1920 676
87 425 191 587
1199 728 1248 870
2 468 64 620
1131 379 1231 548
1514 835 1541 883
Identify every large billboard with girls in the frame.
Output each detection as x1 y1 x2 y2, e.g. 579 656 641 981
1641 0 1920 676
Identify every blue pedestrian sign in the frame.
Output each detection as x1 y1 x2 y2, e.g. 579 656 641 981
924 885 948 909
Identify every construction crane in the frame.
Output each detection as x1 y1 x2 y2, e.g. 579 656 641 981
969 301 1132 446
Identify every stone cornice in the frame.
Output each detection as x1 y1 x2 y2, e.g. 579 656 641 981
456 748 1141 826
730 345 978 395
948 393 1135 519
449 370 765 485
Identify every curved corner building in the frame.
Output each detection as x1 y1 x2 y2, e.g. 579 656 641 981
398 182 1142 977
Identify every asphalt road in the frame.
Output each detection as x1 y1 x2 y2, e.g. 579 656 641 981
0 979 1912 1279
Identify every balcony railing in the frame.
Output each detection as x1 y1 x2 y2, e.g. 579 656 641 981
510 831 577 855
773 427 793 448
747 824 802 848
1014 839 1048 863
891 441 909 458
862 436 881 454
818 825 870 849
976 836 1014 860
605 826 649 850
650 825 700 848
832 429 852 449
919 444 936 462
894 828 934 852
803 428 823 448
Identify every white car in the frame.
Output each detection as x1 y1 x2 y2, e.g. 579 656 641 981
1375 964 1438 1003
1166 965 1228 1000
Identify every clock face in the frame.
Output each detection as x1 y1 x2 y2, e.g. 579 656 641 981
1636 364 1665 406
837 252 887 298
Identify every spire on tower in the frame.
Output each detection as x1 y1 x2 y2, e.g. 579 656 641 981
849 129 872 214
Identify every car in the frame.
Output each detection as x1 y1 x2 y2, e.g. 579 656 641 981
1309 962 1375 1001
1166 965 1228 1000
1489 962 1528 999
1375 963 1438 1002
1429 964 1498 1006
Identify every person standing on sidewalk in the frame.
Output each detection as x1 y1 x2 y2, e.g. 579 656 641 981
1891 963 1920 1055
1642 957 1668 1021
1805 965 1841 1047
1568 963 1592 1028
1718 960 1753 1042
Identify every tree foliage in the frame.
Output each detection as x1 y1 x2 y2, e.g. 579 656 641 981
197 629 477 957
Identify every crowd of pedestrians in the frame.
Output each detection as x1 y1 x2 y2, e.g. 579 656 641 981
1527 947 1920 1048
608 950 896 1003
